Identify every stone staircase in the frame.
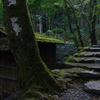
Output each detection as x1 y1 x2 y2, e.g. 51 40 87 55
64 45 100 95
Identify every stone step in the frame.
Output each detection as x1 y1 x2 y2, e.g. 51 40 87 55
70 57 100 63
84 47 100 52
77 71 100 79
74 52 100 57
84 80 100 95
64 62 100 71
92 45 100 47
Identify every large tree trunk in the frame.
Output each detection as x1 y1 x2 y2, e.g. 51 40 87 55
2 0 61 98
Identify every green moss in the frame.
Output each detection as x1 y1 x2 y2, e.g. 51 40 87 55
64 56 79 63
63 61 76 66
60 68 86 74
74 51 86 57
78 46 89 52
21 89 42 100
21 89 43 99
65 56 74 62
0 25 64 44
35 33 64 43
0 25 5 30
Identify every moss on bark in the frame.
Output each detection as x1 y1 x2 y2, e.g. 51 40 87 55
2 0 62 99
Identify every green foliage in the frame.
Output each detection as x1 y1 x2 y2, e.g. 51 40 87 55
52 27 64 33
0 1 4 25
1 0 99 46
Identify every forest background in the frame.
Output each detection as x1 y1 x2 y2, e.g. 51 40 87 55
0 0 100 99
0 0 100 47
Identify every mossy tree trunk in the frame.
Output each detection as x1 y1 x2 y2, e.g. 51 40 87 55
2 0 61 95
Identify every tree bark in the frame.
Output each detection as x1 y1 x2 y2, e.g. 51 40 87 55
63 0 79 48
2 0 61 97
91 0 97 45
65 0 84 47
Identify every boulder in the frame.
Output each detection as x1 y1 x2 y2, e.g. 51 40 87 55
85 81 100 94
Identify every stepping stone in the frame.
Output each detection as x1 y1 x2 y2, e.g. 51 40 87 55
74 52 100 57
92 45 100 47
64 63 100 71
84 47 100 52
91 67 100 72
84 81 100 94
71 57 100 63
77 71 100 79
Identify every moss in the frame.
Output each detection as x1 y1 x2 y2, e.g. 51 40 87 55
0 26 64 44
21 89 43 100
60 68 86 74
0 25 5 30
74 51 86 57
64 56 79 63
35 33 64 43
78 46 89 52
65 56 74 62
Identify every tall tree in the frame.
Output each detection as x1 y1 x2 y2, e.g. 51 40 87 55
2 0 61 99
69 1 84 47
91 0 97 45
63 0 79 48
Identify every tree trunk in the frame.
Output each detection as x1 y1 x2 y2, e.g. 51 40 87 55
91 0 97 45
71 6 84 47
63 0 79 48
65 0 84 47
2 0 61 97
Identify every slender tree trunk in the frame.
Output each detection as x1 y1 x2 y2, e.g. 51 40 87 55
2 0 61 97
91 0 97 45
48 12 51 30
63 0 79 48
66 0 84 47
71 7 84 47
39 18 42 33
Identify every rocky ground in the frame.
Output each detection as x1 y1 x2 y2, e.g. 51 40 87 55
53 72 100 100
53 45 100 100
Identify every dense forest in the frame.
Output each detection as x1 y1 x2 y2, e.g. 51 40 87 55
0 0 100 100
0 0 100 47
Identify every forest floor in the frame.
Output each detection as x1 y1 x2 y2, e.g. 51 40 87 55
54 45 100 100
52 68 100 100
